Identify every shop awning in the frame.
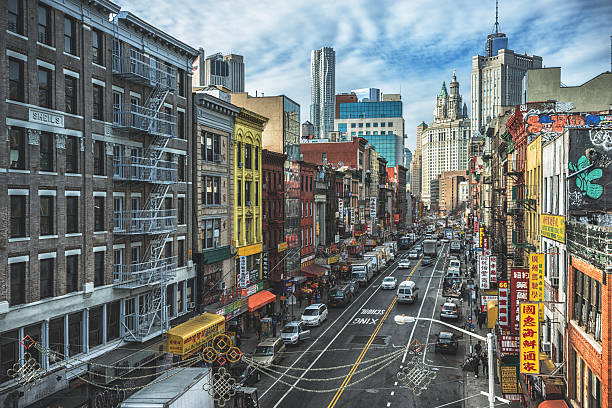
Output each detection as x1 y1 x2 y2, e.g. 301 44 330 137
538 401 569 408
248 290 276 312
301 264 327 278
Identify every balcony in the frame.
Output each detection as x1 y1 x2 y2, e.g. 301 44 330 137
112 104 176 138
201 245 233 264
566 220 612 271
113 156 177 184
112 50 176 89
114 256 178 288
114 209 177 234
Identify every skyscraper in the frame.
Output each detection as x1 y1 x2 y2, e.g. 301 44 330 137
192 49 245 92
310 47 336 138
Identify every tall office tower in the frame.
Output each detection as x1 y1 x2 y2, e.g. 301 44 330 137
470 2 542 135
404 148 413 181
351 88 381 102
310 47 336 138
192 50 245 92
422 73 471 208
410 122 427 198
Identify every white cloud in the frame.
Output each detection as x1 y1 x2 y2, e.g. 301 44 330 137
116 0 612 150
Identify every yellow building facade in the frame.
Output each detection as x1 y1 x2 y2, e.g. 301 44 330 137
233 108 267 286
525 135 542 260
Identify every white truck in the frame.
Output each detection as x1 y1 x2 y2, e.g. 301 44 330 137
383 241 397 260
375 246 390 266
363 251 380 274
423 239 439 258
351 259 374 286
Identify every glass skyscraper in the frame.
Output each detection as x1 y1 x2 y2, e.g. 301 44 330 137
310 47 335 138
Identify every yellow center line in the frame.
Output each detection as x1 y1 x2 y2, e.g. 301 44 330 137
328 257 422 408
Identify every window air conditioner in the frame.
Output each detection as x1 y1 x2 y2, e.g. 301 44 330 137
541 342 551 353
550 277 560 287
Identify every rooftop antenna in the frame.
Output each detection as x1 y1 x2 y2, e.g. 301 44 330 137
494 0 500 34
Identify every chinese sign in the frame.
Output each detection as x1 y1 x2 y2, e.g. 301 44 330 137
500 364 519 394
479 255 490 290
369 197 377 219
529 254 545 302
481 295 497 313
500 334 520 354
511 267 530 333
498 280 509 327
541 214 565 243
239 256 249 288
483 235 489 250
519 303 539 374
489 256 497 284
479 227 485 248
350 207 355 225
338 198 344 219
262 252 268 281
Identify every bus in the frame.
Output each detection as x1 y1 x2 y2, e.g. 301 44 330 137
398 236 411 250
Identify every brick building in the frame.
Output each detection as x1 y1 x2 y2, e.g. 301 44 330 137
262 149 286 282
0 0 198 405
300 161 316 270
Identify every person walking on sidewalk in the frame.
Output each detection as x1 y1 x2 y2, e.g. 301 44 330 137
473 354 480 378
272 314 277 337
474 340 482 356
478 312 486 330
481 352 488 375
256 317 262 341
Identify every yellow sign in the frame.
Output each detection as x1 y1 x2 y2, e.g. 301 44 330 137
238 243 262 256
540 215 565 243
479 227 484 247
277 242 288 252
327 254 339 264
167 313 225 356
500 365 519 394
519 303 539 374
529 254 545 302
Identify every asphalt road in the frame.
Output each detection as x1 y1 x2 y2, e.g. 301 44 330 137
256 242 474 408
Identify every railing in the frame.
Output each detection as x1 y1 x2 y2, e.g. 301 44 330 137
114 256 177 288
113 209 177 234
112 103 176 138
112 51 176 89
113 156 177 183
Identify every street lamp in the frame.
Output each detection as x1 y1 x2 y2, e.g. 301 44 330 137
394 315 509 408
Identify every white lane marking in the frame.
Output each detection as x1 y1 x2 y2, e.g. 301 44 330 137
267 258 402 407
351 317 379 325
401 243 448 364
390 391 395 396
387 402 391 407
394 381 398 386
422 270 444 364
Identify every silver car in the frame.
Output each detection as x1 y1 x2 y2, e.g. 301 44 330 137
280 321 311 345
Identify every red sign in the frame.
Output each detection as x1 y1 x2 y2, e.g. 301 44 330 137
483 236 489 250
498 280 509 327
510 267 529 333
489 256 497 284
500 334 519 354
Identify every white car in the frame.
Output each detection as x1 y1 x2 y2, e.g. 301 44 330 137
398 259 412 269
301 304 328 326
381 276 397 289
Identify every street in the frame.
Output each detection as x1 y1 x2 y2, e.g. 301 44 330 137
253 243 484 408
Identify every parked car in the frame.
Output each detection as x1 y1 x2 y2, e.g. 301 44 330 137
398 259 412 269
434 331 459 354
381 276 398 290
408 250 419 260
422 256 434 266
440 302 461 320
231 362 262 385
301 304 328 326
346 279 360 296
328 285 353 307
280 321 311 345
251 337 286 366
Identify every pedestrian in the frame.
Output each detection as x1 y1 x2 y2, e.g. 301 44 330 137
473 354 480 378
272 314 277 337
478 312 486 330
256 317 262 341
474 340 482 356
474 284 479 298
481 352 488 375
297 292 302 308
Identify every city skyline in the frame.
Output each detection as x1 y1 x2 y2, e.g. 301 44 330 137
116 0 612 150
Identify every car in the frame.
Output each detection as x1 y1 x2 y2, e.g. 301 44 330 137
251 337 286 366
230 362 262 385
421 256 434 266
441 238 450 244
434 331 459 354
398 259 412 269
413 245 423 253
328 285 353 307
280 321 311 345
408 250 419 260
345 279 360 296
301 304 328 326
381 276 398 289
440 302 461 320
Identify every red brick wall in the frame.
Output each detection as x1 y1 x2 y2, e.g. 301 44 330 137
262 150 286 281
300 139 360 168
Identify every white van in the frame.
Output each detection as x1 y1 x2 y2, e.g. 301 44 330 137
446 267 461 278
397 281 419 304
449 259 461 270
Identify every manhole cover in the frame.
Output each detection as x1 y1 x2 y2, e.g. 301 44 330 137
350 335 389 345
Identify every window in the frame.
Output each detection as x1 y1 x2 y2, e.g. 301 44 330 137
49 317 65 362
131 245 141 265
203 176 221 205
65 75 77 114
8 0 24 35
38 68 52 108
66 196 79 233
237 180 242 206
89 306 103 348
204 132 221 162
178 240 185 267
164 241 172 259
203 219 220 249
38 4 51 45
237 142 242 165
366 122 371 128
39 132 55 171
64 16 76 55
93 85 103 120
245 143 252 169
381 122 385 127
255 182 259 206
94 251 105 286
107 301 120 341
40 195 54 235
9 58 24 102
573 269 602 342
92 29 103 65
10 195 27 238
9 263 26 306
94 196 105 231
388 122 393 127
350 123 356 128
178 155 185 181
66 136 79 173
322 153 327 163
39 258 54 299
245 181 252 206
177 197 185 224
68 312 82 356
9 127 27 170
178 70 185 96
93 140 105 175
66 254 79 293
0 330 19 383
254 146 259 170
178 111 185 139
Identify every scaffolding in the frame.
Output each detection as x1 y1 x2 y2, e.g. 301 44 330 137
111 47 178 342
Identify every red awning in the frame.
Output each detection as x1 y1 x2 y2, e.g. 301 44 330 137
248 290 276 312
301 264 327 278
538 401 569 408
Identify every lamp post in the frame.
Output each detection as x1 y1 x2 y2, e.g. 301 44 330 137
394 315 509 408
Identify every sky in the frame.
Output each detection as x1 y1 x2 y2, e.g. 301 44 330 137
116 0 612 151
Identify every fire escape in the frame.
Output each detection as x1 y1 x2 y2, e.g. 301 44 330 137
507 158 536 266
111 48 178 342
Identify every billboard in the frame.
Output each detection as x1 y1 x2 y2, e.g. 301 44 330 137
489 256 497 284
529 254 545 302
369 197 377 219
479 255 490 290
498 280 509 327
510 267 529 333
541 214 565 243
519 303 539 374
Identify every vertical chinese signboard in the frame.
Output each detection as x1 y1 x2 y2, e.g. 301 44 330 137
338 198 344 220
489 256 497 284
519 303 539 374
529 253 545 302
500 365 519 394
479 255 490 290
369 197 377 219
479 227 485 248
498 280 509 328
511 267 529 333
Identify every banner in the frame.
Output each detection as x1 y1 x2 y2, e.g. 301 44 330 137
489 256 497 284
498 280 509 327
350 207 355 225
479 255 490 290
500 364 519 394
510 268 530 333
519 303 540 374
483 235 489 250
338 198 344 219
479 227 485 248
541 214 565 243
529 254 545 302
239 256 249 288
369 197 377 219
